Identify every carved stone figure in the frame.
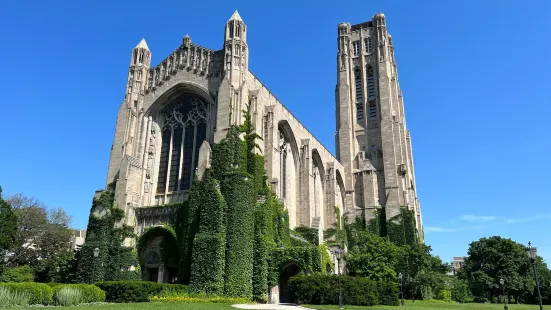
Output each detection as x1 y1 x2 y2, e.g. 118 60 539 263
202 52 207 71
182 48 188 67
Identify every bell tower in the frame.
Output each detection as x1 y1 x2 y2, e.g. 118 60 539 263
335 13 424 241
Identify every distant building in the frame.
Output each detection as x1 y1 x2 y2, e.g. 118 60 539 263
71 229 86 250
451 256 465 275
453 257 465 270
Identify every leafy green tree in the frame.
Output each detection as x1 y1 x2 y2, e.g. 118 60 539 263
0 186 17 254
3 193 73 280
459 236 533 303
451 277 473 303
346 231 401 282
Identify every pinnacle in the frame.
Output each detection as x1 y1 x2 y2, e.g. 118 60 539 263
228 10 243 22
135 38 149 50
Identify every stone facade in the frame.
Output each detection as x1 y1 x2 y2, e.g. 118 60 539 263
335 13 423 241
102 11 423 244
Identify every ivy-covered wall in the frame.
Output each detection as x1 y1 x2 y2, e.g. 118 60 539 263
189 171 227 294
75 183 139 283
222 171 255 298
78 104 334 299
386 207 417 246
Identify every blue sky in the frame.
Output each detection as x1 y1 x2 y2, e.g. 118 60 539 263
1 0 550 264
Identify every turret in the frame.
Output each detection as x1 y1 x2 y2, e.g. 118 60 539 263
124 39 151 156
217 10 250 132
224 10 248 75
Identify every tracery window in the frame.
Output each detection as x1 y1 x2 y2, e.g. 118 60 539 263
366 66 377 121
354 69 364 122
352 40 360 56
156 94 208 194
364 38 373 54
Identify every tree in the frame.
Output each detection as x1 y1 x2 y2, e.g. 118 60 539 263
346 231 401 282
4 193 73 272
459 236 534 303
0 186 17 254
239 97 263 175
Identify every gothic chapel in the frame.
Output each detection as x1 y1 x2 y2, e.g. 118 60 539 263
101 11 424 275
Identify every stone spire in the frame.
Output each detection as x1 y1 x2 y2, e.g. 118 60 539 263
135 38 149 50
228 10 243 22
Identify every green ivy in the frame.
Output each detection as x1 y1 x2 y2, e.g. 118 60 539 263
386 207 417 246
75 183 138 283
189 170 227 295
221 171 255 298
293 226 319 246
367 208 384 236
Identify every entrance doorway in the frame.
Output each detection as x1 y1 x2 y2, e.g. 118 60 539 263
279 263 301 304
148 268 159 282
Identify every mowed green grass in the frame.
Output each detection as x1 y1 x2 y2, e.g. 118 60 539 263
307 300 542 310
17 303 235 310
11 301 544 310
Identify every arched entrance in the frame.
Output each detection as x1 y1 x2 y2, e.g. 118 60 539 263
137 226 179 283
279 263 302 304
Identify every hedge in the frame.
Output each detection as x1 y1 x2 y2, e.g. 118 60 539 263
289 274 399 306
0 282 53 305
95 281 188 303
52 284 105 304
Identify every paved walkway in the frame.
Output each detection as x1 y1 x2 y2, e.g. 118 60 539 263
232 304 315 310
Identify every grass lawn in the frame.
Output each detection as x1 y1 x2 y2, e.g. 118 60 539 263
306 300 543 310
16 303 236 310
10 301 545 310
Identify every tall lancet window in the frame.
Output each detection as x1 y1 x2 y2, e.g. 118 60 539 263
279 131 288 198
156 94 208 194
367 66 377 120
354 69 364 122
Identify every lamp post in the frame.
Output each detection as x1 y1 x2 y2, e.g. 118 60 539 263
333 248 344 309
2 253 10 282
56 266 61 283
526 242 543 310
500 278 508 310
91 247 100 284
398 272 405 308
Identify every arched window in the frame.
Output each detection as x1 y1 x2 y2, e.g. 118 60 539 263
366 66 377 121
156 94 208 194
354 69 364 122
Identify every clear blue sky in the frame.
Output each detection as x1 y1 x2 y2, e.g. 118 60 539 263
1 0 550 263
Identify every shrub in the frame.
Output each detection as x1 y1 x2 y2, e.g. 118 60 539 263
52 284 105 304
0 282 53 305
0 286 30 308
53 286 84 306
289 274 399 306
4 265 34 283
451 278 473 303
95 281 188 303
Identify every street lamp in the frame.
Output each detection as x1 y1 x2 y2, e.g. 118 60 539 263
2 253 10 282
398 272 404 307
333 248 344 309
526 242 543 310
91 247 100 284
500 278 508 310
56 266 61 283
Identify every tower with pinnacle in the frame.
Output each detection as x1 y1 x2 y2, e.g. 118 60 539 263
335 13 423 241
